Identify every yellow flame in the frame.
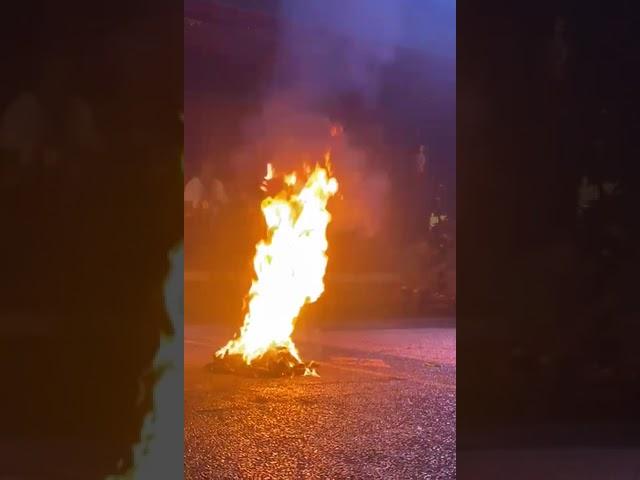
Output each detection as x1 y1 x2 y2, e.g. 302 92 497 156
216 161 338 365
265 162 275 180
284 172 297 186
260 163 275 192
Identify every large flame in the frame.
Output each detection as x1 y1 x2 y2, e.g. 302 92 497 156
216 160 338 366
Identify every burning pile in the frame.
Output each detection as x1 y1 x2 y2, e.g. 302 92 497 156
211 159 338 377
209 346 320 378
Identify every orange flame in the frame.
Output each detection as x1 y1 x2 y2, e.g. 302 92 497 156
216 159 338 369
284 172 297 186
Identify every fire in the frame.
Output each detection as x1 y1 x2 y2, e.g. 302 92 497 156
260 163 275 192
284 172 297 186
216 159 338 371
265 162 275 180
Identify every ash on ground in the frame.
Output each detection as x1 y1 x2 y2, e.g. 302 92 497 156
208 347 318 378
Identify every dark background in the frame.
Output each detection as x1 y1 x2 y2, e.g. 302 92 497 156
457 0 640 448
0 0 182 477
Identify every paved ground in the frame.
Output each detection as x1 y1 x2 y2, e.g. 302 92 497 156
184 325 456 479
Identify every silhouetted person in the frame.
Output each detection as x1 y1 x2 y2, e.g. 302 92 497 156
200 161 229 222
0 55 99 170
407 144 430 239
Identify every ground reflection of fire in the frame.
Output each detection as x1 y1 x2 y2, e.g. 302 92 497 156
214 156 338 376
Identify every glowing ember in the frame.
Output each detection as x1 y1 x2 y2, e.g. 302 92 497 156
215 158 338 375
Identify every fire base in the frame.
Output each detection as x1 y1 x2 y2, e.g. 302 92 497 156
208 347 318 378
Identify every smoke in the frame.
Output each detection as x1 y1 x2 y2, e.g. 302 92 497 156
231 93 390 237
227 0 455 236
273 0 455 101
231 0 458 236
273 0 405 104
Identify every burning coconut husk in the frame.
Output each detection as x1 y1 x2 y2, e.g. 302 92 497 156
211 156 338 378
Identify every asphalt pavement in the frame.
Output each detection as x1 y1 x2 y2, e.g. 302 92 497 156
184 325 457 479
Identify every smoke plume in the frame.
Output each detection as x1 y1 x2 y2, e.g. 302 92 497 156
231 0 436 236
